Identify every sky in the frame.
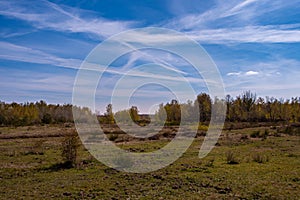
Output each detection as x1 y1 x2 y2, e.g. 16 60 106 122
0 0 300 113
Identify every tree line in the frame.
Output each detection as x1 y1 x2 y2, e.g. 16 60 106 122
102 91 300 125
0 100 92 126
1 91 300 126
225 91 300 123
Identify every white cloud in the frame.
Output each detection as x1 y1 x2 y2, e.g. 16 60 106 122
245 70 259 76
227 72 241 76
224 58 300 98
226 70 259 76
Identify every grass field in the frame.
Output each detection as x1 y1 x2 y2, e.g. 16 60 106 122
0 124 299 199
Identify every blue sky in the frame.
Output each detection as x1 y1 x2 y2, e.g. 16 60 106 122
0 0 300 113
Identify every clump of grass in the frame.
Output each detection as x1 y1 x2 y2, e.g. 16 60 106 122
262 129 269 139
24 139 45 155
205 157 215 167
284 126 293 135
250 129 269 139
274 128 281 137
250 130 260 138
113 154 134 170
64 123 72 128
108 134 118 141
226 150 239 164
162 129 174 138
240 135 249 140
252 152 269 163
283 125 300 136
244 155 252 163
287 153 298 158
198 124 208 131
6 150 17 157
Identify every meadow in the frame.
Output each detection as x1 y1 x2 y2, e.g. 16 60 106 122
0 123 299 199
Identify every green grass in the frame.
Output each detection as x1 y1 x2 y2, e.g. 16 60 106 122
0 126 299 199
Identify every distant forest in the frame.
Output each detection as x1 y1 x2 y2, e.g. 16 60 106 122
1 91 300 126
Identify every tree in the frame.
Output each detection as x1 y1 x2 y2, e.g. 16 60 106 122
129 106 140 122
105 104 115 124
163 100 181 124
155 103 167 123
266 96 275 121
180 100 195 123
241 91 256 121
114 109 130 123
225 94 233 121
196 93 211 122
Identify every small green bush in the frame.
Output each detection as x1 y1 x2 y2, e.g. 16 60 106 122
252 153 269 163
108 134 118 141
61 133 79 167
284 126 293 135
250 131 260 138
113 154 134 170
29 139 45 155
263 129 269 138
42 113 52 124
226 150 239 164
205 158 215 167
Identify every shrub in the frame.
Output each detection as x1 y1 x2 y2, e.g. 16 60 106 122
274 128 281 137
284 126 293 135
263 129 269 137
61 133 79 168
42 113 52 124
113 154 134 170
250 130 269 139
198 124 209 131
226 150 239 164
108 134 118 141
205 158 215 167
240 135 249 140
250 130 260 138
260 129 269 140
29 139 45 155
283 125 300 136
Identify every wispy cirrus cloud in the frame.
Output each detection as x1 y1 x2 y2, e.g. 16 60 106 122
0 41 81 69
0 0 135 39
186 25 300 43
163 0 300 44
1 0 299 106
117 41 188 75
0 41 207 85
166 0 299 29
